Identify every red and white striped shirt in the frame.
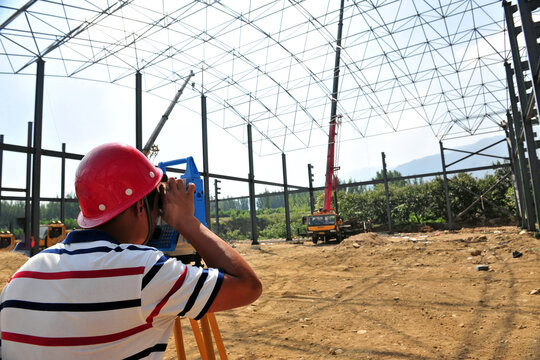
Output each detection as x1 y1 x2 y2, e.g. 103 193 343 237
0 230 223 359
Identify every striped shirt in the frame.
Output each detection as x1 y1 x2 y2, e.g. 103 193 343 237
0 230 223 359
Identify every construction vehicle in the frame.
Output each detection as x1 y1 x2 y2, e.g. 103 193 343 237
14 221 73 253
304 116 349 244
0 231 16 252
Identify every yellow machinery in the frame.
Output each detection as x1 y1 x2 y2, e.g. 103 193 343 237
39 221 72 249
306 209 345 244
0 231 16 252
14 221 73 252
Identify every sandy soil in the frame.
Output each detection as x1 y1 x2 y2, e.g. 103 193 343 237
1 226 539 359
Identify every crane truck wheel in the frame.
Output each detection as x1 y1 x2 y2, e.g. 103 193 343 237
312 235 318 244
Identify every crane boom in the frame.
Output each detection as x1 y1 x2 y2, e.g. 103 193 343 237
142 70 195 156
323 117 340 212
303 0 346 245
322 0 344 212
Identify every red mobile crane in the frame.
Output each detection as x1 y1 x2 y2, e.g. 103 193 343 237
305 116 347 244
304 0 347 244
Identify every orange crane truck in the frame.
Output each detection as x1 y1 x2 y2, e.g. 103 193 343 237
304 116 350 244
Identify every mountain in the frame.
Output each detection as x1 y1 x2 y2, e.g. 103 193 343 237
394 136 508 178
341 136 508 182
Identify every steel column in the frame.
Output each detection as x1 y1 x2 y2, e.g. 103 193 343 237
504 112 524 226
440 141 454 229
247 124 258 245
505 2 540 230
214 179 221 236
504 61 535 229
381 152 392 234
516 0 540 118
60 143 66 223
25 122 32 252
308 164 315 213
135 71 142 150
0 135 3 218
201 94 211 229
31 59 45 256
282 153 291 241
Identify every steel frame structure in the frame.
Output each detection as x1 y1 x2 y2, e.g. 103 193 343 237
1 1 511 154
1 1 540 241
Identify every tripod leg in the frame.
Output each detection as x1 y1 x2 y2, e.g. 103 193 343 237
173 317 187 360
189 318 208 360
208 313 228 360
200 315 216 360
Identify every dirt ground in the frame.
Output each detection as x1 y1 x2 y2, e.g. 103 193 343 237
1 226 539 359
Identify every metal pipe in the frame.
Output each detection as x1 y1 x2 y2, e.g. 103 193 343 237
0 0 38 31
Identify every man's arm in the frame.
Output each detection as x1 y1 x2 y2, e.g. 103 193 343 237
160 177 262 312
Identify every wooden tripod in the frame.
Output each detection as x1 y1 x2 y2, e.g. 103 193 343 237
173 313 228 360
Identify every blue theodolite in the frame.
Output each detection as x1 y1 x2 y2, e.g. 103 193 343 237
147 156 206 264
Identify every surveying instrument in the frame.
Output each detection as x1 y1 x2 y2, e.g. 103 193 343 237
143 71 228 359
147 157 228 360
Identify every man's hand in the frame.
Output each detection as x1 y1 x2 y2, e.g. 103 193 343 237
159 176 262 312
159 177 198 232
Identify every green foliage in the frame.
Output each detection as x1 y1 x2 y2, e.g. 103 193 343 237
1 170 516 241
1 194 80 238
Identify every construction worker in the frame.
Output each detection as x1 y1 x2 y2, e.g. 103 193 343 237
0 142 262 359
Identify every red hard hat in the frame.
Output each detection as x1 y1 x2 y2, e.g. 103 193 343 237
75 142 163 228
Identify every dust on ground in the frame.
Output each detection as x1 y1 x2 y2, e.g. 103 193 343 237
1 226 539 359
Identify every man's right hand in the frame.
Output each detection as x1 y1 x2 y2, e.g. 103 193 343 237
160 177 198 232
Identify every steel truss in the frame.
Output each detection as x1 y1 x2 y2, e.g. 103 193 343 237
1 0 510 154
